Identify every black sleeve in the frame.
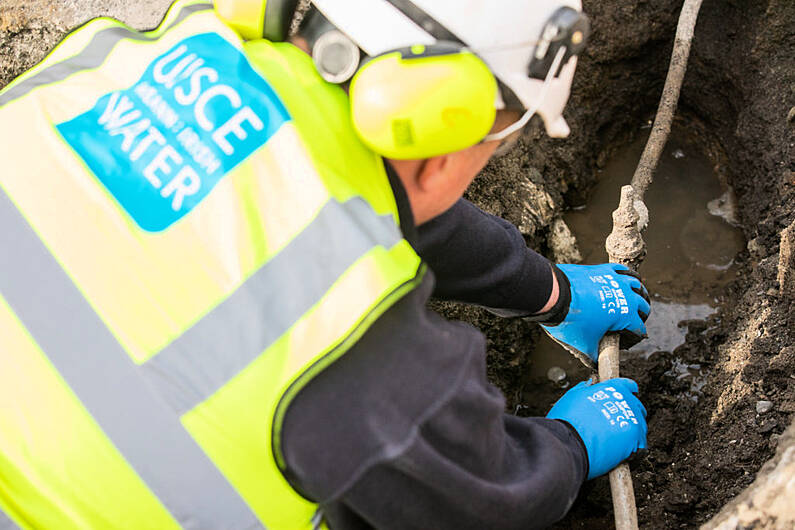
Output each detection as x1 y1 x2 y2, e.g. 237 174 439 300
280 274 588 530
415 199 555 315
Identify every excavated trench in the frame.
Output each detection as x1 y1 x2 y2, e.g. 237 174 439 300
452 1 795 527
1 0 793 528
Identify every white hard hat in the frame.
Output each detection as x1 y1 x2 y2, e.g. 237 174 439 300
309 0 588 138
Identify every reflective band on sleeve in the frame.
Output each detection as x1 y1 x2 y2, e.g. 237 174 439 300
143 196 403 415
0 508 19 530
0 2 214 108
0 190 264 530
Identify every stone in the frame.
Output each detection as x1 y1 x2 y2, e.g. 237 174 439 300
514 169 558 235
547 366 567 383
548 218 583 264
759 420 778 434
707 191 739 226
757 400 774 414
747 237 765 259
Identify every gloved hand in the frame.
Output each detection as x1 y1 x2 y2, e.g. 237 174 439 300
538 263 650 365
547 378 647 480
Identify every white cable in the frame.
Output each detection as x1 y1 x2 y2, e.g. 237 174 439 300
482 46 567 142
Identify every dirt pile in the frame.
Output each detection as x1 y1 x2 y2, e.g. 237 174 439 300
1 1 793 528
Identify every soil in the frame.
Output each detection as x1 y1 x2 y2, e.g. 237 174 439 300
1 0 793 528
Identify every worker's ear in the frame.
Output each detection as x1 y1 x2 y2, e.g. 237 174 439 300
416 154 454 193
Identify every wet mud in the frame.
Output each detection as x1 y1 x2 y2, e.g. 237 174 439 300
1 0 793 528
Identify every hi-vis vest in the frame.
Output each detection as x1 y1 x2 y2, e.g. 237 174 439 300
0 1 424 528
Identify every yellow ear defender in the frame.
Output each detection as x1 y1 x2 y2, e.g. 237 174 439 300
215 0 299 41
349 43 498 160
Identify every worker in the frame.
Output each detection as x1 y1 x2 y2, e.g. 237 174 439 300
0 0 651 528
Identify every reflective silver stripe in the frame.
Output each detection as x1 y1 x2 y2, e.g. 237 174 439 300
0 507 19 530
0 2 214 107
143 197 403 415
0 190 264 530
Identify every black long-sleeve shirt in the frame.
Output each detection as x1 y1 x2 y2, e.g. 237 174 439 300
280 173 588 529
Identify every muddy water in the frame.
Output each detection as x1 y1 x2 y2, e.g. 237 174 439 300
527 128 745 391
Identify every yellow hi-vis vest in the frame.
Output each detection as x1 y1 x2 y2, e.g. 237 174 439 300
0 1 424 528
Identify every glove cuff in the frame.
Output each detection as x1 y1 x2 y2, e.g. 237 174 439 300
524 264 571 325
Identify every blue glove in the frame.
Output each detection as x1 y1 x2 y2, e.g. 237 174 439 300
539 264 650 364
547 378 648 480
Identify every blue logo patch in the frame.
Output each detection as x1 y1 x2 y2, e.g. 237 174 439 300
57 33 290 232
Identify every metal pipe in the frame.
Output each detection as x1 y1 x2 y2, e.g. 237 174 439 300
597 1 704 528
